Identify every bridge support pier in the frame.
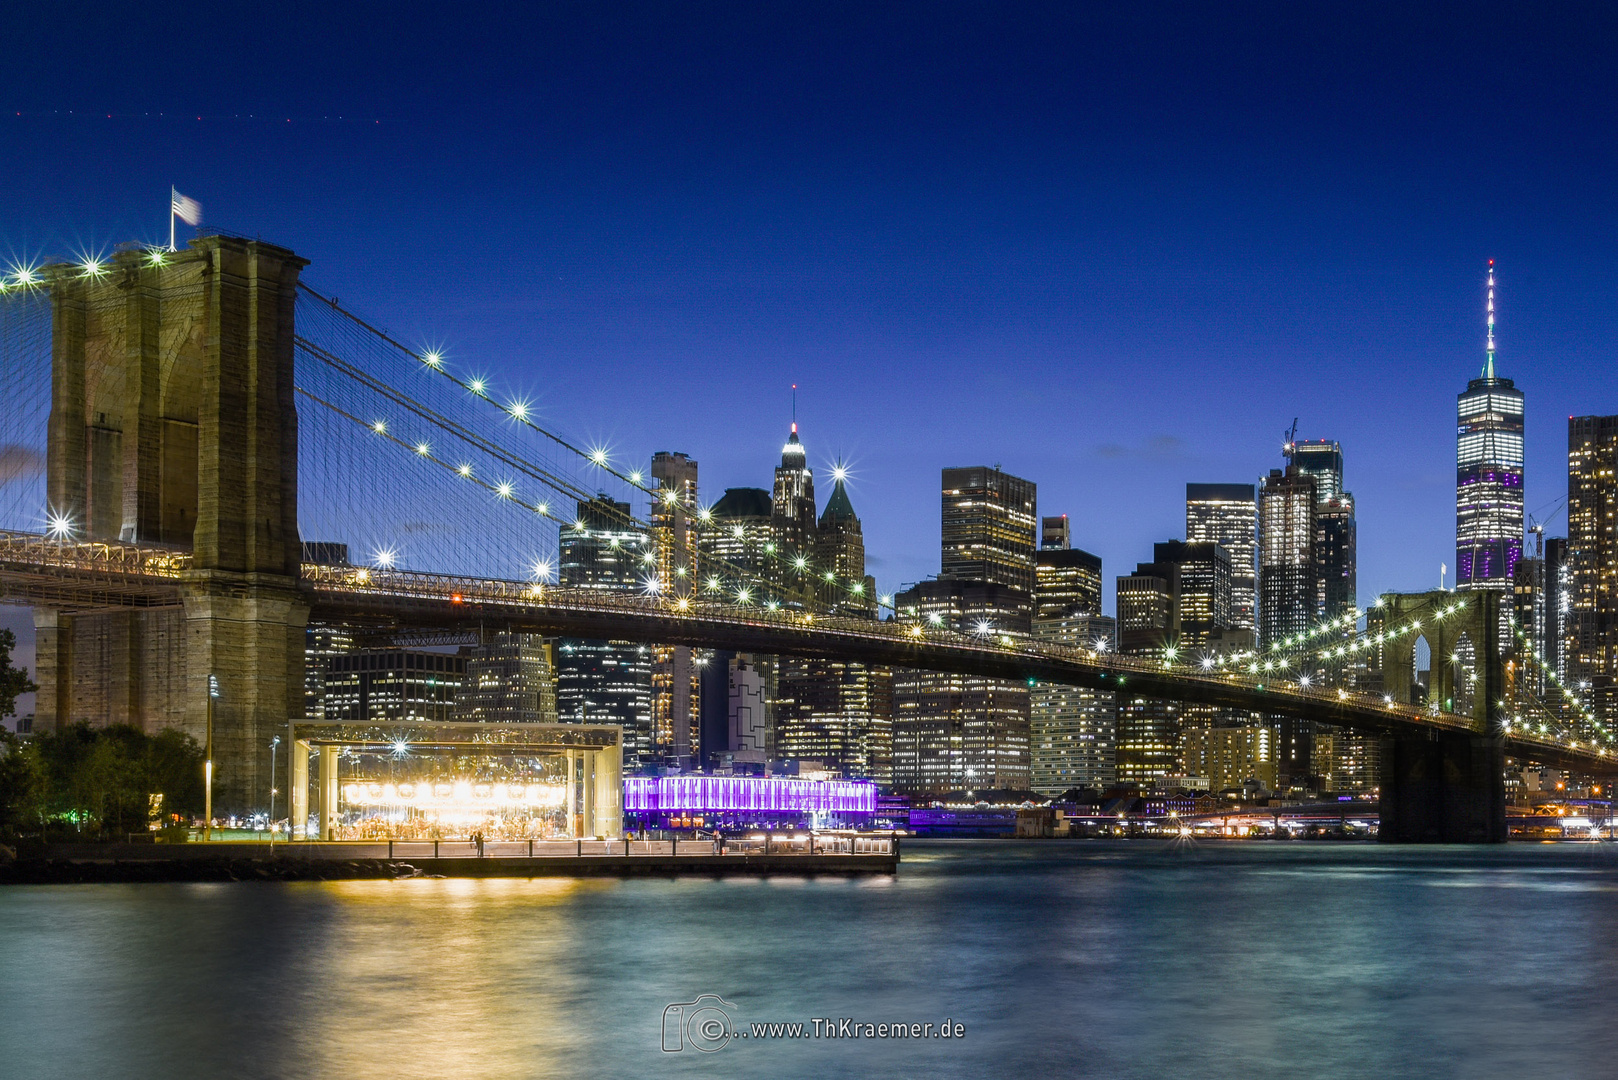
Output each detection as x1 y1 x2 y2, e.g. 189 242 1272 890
1379 731 1506 843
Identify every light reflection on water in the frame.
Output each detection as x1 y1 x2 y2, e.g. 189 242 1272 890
4 841 1618 1079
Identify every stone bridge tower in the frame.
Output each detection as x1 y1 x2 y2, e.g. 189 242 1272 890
1371 589 1506 842
36 237 309 812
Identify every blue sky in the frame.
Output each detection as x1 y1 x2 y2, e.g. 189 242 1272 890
2 3 1616 698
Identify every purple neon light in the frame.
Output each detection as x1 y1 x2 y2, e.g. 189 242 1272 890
623 776 878 814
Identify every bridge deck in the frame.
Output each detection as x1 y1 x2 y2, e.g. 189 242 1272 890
2 530 1608 772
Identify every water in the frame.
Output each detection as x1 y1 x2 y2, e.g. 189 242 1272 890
3 840 1617 1079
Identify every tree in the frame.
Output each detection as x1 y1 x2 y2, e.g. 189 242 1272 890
31 723 204 836
0 628 35 721
0 730 43 839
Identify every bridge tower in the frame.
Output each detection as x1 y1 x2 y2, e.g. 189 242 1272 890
1372 590 1506 842
37 237 310 812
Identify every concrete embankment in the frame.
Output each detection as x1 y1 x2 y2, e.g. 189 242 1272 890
0 842 899 884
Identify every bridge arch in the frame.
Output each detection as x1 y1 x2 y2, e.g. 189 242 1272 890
1374 590 1500 732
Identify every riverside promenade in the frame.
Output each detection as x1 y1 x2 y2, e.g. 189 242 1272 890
1 835 900 884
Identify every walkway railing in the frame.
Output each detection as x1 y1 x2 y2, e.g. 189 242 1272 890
298 836 899 859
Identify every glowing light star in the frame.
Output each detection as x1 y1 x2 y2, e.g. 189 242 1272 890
389 739 410 759
458 464 472 477
642 575 663 595
532 559 552 580
373 547 397 568
629 471 642 484
372 420 387 434
536 502 549 516
1201 657 1215 669
698 508 713 522
706 576 722 590
508 400 528 420
676 597 690 611
46 513 75 539
832 464 848 483
496 482 513 499
469 379 486 395
415 442 431 456
852 582 864 594
145 249 165 266
974 620 994 636
736 587 752 603
928 613 944 625
1298 675 1312 688
824 570 835 581
422 351 442 367
80 257 105 277
880 594 893 606
590 448 608 466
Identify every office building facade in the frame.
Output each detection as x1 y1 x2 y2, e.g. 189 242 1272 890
940 466 1038 596
1030 614 1117 794
1186 484 1257 631
1568 415 1618 721
556 494 655 770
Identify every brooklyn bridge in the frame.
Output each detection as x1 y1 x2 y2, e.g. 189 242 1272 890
0 236 1608 842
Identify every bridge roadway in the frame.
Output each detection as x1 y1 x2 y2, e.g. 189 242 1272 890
1 530 1608 773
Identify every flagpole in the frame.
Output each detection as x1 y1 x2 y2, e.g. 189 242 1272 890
169 186 176 251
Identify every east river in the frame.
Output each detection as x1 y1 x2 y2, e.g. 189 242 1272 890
3 840 1617 1079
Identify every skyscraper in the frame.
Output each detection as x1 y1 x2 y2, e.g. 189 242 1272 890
940 466 1038 597
1030 613 1117 795
1457 262 1525 598
815 471 873 613
891 578 1032 794
456 633 558 724
1258 467 1316 647
1154 541 1231 650
651 452 700 769
778 473 891 777
1034 547 1103 622
773 422 816 557
1288 437 1357 622
1258 466 1318 789
1186 484 1257 631
556 494 655 770
1567 414 1618 721
1114 542 1231 785
1289 439 1343 502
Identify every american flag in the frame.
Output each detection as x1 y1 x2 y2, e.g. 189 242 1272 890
171 189 202 226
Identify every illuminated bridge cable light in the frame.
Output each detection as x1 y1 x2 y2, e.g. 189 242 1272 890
292 289 899 619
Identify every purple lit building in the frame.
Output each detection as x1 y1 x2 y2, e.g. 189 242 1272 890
1456 263 1524 598
623 776 878 830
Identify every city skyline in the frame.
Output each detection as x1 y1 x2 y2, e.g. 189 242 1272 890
6 8 1618 1077
2 5 1615 622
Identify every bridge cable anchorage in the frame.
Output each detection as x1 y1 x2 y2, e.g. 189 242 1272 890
295 285 894 618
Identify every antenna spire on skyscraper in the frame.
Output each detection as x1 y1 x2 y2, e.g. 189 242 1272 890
1484 259 1496 379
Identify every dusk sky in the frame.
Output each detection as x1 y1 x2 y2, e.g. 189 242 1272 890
4 2 1616 657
